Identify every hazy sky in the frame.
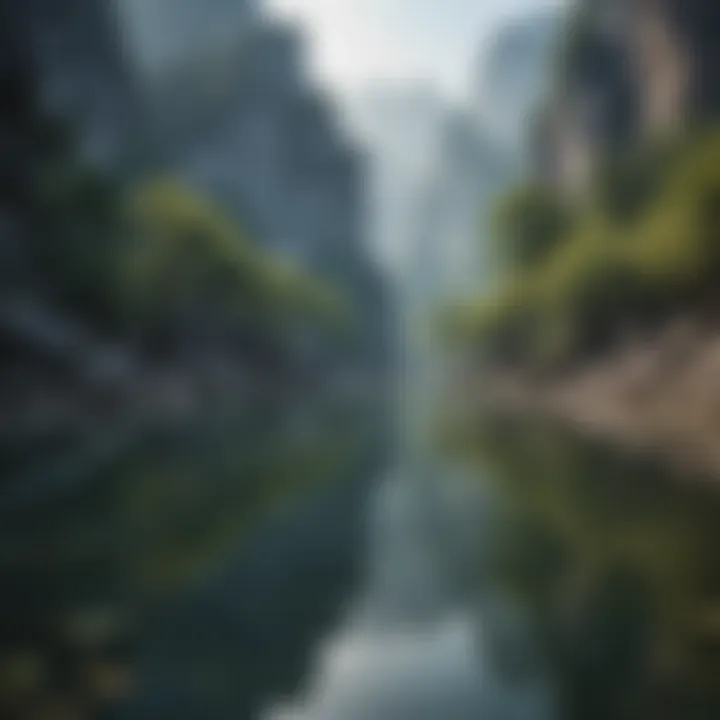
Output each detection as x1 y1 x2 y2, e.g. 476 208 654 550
265 0 565 100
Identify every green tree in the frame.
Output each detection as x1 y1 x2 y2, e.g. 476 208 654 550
491 185 572 272
125 179 351 357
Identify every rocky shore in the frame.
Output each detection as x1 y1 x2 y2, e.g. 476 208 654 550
472 319 720 480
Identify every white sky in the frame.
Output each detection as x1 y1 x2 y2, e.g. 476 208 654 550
265 0 565 100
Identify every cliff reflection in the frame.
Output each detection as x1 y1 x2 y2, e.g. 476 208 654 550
0 402 388 720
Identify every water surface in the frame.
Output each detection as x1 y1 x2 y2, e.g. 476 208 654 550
3 405 720 720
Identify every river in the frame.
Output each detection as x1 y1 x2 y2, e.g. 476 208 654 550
2 398 720 720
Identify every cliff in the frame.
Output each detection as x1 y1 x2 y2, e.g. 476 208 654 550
120 0 258 80
449 0 720 476
9 0 142 170
0 1 395 441
534 0 720 194
131 14 392 365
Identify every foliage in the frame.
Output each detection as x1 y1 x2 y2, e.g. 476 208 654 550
124 180 351 345
126 180 263 328
439 279 540 364
30 155 351 359
592 142 676 222
626 129 720 301
491 184 572 272
445 128 720 367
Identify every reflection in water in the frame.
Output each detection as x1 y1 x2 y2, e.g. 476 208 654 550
5 397 720 720
444 413 720 720
265 471 555 720
0 401 388 720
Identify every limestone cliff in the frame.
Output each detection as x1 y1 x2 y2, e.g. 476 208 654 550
534 0 720 194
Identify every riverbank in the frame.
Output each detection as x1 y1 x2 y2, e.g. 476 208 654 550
469 318 720 481
1 353 381 449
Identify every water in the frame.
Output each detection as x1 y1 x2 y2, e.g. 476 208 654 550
3 400 720 720
264 468 554 720
0 400 388 720
443 413 720 720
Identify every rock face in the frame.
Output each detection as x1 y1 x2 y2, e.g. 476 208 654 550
534 0 720 193
145 23 341 264
2 1 394 373
120 0 258 79
632 0 692 137
644 0 720 121
8 0 141 170
0 5 40 293
127 8 393 365
129 9 370 269
7 0 387 290
532 1 639 194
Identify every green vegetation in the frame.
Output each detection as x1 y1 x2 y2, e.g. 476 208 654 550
443 129 720 368
6 64 360 386
491 184 572 272
30 144 351 364
125 180 351 347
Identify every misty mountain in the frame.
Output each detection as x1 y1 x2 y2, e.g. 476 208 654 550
342 84 450 272
407 113 513 304
406 10 564 302
475 9 563 150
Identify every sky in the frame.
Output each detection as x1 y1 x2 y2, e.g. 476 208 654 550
265 0 566 101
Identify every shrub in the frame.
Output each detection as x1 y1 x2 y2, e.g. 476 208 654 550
440 277 542 364
446 128 720 369
491 184 572 272
593 140 679 222
125 181 262 329
124 180 351 347
629 130 720 303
